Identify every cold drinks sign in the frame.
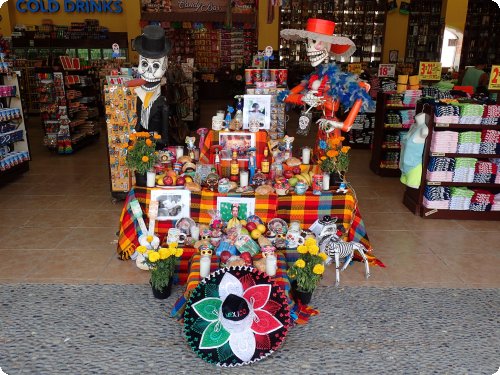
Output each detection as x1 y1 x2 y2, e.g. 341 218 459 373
15 0 123 13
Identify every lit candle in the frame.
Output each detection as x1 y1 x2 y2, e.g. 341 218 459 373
240 170 249 187
302 147 311 165
200 255 211 279
176 146 184 159
322 172 330 190
265 254 277 277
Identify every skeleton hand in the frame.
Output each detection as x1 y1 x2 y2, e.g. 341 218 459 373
316 118 344 133
302 90 323 107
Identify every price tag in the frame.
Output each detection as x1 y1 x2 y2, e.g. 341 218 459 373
418 61 442 81
435 123 450 127
378 64 396 78
488 65 500 90
431 152 446 157
427 181 442 186
424 209 438 217
348 63 362 75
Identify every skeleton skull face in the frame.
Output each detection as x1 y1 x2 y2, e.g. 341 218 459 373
264 46 273 57
112 43 120 53
138 55 168 85
298 115 310 130
306 38 331 67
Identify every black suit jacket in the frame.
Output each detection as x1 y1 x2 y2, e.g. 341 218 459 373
135 95 170 148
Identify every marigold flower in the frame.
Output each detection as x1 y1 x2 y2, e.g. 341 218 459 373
128 146 134 151
304 238 316 246
320 156 327 161
340 136 345 141
295 259 306 268
308 245 319 255
326 150 336 158
145 139 153 147
175 248 184 257
319 252 328 261
341 146 351 153
142 156 149 163
148 251 160 263
313 264 325 275
158 248 169 260
136 245 147 254
129 133 136 140
297 245 308 254
153 134 161 140
168 242 178 249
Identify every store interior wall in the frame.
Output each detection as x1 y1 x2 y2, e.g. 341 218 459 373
257 3 279 51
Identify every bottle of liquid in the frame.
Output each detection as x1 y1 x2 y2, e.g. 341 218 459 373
261 147 270 175
230 150 239 182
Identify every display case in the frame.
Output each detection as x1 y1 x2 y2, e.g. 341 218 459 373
0 68 31 183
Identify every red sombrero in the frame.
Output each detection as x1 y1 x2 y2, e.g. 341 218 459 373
280 18 356 59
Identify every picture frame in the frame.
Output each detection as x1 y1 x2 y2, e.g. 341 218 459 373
216 196 256 221
218 131 256 160
150 189 191 221
242 94 272 130
389 50 399 63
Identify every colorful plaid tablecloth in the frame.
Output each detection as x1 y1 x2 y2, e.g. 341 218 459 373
117 187 374 260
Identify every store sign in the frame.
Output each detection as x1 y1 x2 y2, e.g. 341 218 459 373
348 63 362 75
378 64 396 78
488 65 500 90
15 0 123 14
418 61 442 81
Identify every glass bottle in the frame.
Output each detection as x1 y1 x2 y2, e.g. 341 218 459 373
230 150 239 182
261 147 270 175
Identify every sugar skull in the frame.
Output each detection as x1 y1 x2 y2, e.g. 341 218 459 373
138 55 167 85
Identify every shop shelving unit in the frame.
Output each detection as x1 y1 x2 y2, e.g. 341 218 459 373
279 0 387 67
403 105 500 220
460 0 500 68
404 0 445 68
0 68 31 183
370 92 416 176
349 111 376 149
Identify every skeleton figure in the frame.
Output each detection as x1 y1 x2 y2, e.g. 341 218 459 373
112 43 121 58
133 25 171 147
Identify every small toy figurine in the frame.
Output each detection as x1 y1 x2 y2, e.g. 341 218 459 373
224 106 234 131
210 145 223 176
196 128 209 152
336 182 348 194
247 147 257 183
112 43 121 58
185 136 196 160
231 95 244 130
283 135 294 160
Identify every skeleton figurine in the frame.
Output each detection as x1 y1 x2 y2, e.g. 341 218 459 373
185 136 196 160
133 25 171 148
112 43 121 58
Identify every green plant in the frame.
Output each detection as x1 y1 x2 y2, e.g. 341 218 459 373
287 238 327 293
137 242 183 292
125 132 160 175
319 136 351 175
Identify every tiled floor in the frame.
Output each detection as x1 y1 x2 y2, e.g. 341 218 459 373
1 102 499 289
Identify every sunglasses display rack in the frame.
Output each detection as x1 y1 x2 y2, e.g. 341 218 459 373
0 67 31 183
460 0 500 69
279 0 387 68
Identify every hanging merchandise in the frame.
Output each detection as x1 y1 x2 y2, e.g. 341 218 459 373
297 109 313 136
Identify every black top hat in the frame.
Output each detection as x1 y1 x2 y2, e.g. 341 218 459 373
134 25 171 59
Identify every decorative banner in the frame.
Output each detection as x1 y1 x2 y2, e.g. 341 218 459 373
348 63 362 75
141 0 255 13
418 61 442 81
488 65 500 90
378 64 396 78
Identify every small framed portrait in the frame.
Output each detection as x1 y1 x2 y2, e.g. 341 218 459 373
389 50 399 63
216 196 256 222
242 94 272 130
150 189 191 221
218 131 256 160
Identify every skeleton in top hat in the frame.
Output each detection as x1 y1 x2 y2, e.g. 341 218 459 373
280 19 373 160
132 25 171 147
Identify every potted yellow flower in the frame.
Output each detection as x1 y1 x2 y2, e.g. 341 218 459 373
287 238 328 304
125 132 161 186
137 242 183 299
318 135 351 185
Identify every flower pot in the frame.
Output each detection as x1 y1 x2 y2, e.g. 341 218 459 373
150 278 173 300
330 172 344 187
134 171 148 187
291 280 313 305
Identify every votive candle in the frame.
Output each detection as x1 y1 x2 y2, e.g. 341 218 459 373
240 170 249 187
265 254 277 277
200 255 211 279
322 172 330 190
302 147 311 165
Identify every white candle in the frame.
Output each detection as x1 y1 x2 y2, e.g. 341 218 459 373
190 225 200 241
265 254 277 277
322 172 330 190
200 255 211 279
240 170 249 187
302 148 311 165
216 110 225 119
176 146 184 159
146 171 156 187
212 116 223 131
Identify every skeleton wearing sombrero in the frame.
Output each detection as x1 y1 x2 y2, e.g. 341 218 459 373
280 19 373 160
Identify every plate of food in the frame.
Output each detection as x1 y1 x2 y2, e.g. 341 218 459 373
268 218 288 235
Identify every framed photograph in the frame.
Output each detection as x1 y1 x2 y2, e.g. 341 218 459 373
389 50 399 63
150 189 191 221
216 196 256 221
243 94 272 130
218 131 256 160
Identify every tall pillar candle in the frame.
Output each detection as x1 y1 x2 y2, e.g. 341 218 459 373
240 170 249 187
322 172 330 190
200 255 211 279
146 171 156 187
302 147 311 165
176 146 184 159
265 254 277 276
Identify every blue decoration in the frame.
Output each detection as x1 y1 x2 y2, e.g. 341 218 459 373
319 140 327 150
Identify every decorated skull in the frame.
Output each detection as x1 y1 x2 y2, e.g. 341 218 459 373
138 55 167 85
205 172 219 192
306 38 331 67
